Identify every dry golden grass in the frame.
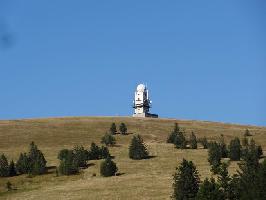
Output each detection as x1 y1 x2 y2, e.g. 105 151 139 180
0 116 265 199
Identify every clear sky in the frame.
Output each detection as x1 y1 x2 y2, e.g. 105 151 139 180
0 1 265 126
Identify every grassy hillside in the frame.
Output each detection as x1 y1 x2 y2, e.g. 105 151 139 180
0 117 265 199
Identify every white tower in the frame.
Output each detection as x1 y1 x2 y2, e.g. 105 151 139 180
133 84 158 118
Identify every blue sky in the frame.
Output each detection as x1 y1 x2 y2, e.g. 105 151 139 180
0 1 265 126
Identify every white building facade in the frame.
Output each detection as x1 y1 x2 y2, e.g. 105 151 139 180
133 84 158 118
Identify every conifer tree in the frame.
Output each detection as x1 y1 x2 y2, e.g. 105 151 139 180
73 145 88 168
16 153 30 174
109 123 117 135
208 142 222 174
88 142 101 160
167 123 180 143
100 156 118 177
217 163 231 199
129 135 149 160
58 149 70 160
190 132 197 149
58 150 79 175
172 159 200 200
119 123 127 135
0 154 9 177
28 142 47 175
196 178 224 200
218 135 228 158
228 137 241 161
174 130 186 149
101 133 116 146
200 137 208 149
9 160 17 177
100 146 111 159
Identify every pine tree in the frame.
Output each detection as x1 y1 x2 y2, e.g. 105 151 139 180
200 137 208 149
58 150 79 175
190 132 197 149
129 135 149 160
237 138 260 199
0 154 9 177
257 145 263 158
217 163 231 199
218 135 228 158
99 146 111 159
196 178 224 200
208 142 222 174
100 156 118 177
119 123 127 135
9 160 17 177
27 142 47 175
174 130 186 149
101 133 116 146
228 137 241 161
16 153 30 174
88 142 101 160
58 149 70 160
109 123 117 135
73 145 88 168
167 123 180 143
172 159 200 200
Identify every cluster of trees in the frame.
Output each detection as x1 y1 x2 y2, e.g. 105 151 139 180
58 143 111 175
208 135 263 174
172 154 266 200
0 142 47 177
167 123 207 149
109 122 128 135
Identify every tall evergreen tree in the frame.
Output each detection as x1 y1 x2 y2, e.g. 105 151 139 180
109 123 117 135
190 132 197 149
237 139 260 199
8 160 17 177
228 137 241 161
217 163 231 199
196 178 224 200
27 142 47 175
172 159 200 200
129 135 149 160
218 135 228 158
58 149 70 160
0 154 9 177
208 142 222 174
100 156 118 177
119 123 128 135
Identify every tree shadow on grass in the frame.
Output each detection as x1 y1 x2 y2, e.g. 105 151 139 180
116 172 125 176
144 155 157 160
